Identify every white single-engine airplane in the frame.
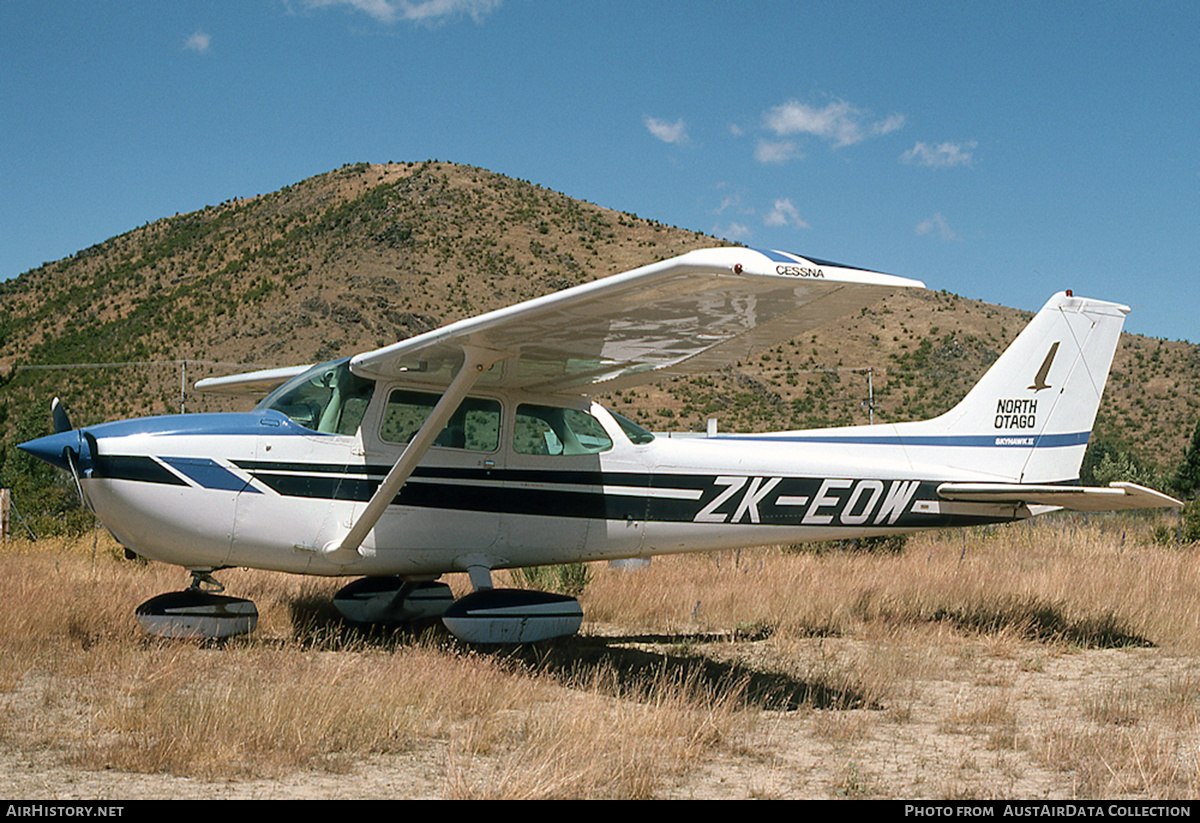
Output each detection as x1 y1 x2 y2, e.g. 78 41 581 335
19 247 1182 642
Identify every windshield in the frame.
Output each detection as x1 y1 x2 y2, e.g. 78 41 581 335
256 358 376 435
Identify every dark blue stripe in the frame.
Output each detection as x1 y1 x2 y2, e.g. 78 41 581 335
160 457 256 493
752 248 798 263
85 457 1023 529
92 455 188 486
712 432 1090 449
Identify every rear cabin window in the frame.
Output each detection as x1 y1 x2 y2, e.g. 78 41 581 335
514 405 613 456
381 390 500 452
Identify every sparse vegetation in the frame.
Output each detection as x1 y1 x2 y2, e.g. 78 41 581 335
1173 418 1200 500
510 562 592 597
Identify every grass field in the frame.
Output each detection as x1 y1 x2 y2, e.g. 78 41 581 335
2 511 1199 799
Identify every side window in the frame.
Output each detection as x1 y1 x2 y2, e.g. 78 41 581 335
381 390 500 452
609 410 656 445
514 405 613 456
335 386 375 436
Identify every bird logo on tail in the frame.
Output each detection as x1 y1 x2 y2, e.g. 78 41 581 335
1028 341 1059 391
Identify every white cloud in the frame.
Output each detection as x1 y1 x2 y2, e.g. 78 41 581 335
902 141 977 168
709 185 758 227
764 198 810 229
764 99 904 148
184 31 211 53
304 0 500 24
916 213 960 241
644 117 687 145
754 139 799 164
715 222 753 242
872 113 907 137
712 190 744 216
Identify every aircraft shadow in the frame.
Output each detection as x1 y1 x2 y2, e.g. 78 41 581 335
494 634 879 712
287 597 875 711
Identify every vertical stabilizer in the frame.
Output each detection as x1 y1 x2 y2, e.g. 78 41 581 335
895 292 1128 483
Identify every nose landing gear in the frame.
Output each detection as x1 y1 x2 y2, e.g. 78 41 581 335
134 570 258 639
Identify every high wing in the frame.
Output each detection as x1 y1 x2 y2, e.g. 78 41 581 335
347 247 924 394
194 364 312 397
937 482 1182 512
196 248 923 397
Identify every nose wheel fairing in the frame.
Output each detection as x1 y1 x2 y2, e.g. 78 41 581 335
135 591 259 639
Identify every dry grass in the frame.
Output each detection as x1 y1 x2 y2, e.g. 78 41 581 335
2 510 1200 799
584 512 1200 650
0 536 753 798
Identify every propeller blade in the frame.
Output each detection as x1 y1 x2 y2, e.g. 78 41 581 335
51 397 72 434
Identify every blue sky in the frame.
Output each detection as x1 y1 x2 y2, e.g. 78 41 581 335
3 1 1198 342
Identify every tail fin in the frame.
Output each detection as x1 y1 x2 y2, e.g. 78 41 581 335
896 291 1128 483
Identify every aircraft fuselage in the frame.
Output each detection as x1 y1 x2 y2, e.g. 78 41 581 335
23 376 1030 580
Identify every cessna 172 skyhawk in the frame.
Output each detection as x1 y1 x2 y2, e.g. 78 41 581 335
18 247 1181 642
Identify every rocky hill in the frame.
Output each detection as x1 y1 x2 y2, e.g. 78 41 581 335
2 161 1196 496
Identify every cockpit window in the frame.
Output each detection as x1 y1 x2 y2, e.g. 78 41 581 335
514 404 613 455
256 358 376 435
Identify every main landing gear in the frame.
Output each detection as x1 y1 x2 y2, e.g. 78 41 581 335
332 577 456 624
335 566 583 643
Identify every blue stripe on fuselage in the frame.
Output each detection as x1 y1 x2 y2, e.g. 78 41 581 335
711 432 1090 449
159 456 257 493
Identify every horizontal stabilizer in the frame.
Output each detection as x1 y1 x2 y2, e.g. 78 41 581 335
937 482 1182 512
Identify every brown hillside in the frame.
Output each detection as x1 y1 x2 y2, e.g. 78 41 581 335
1 161 1196 475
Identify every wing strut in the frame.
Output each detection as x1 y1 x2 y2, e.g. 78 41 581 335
323 345 508 562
